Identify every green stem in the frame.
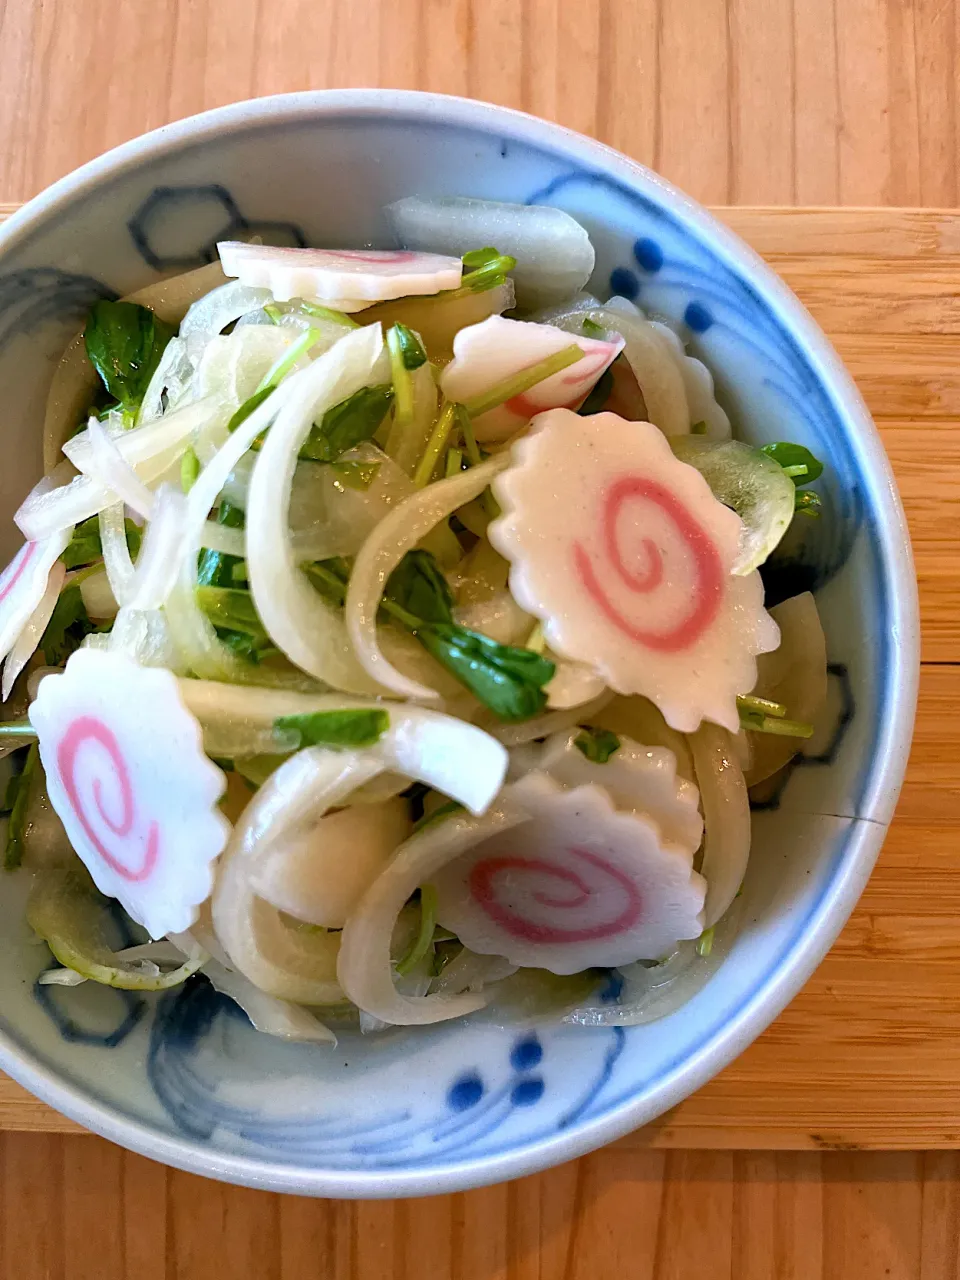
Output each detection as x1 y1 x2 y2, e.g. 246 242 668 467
413 402 458 488
462 345 583 419
255 326 324 394
736 693 787 719
395 884 438 976
299 301 361 329
740 710 813 738
445 446 464 478
387 325 415 431
0 719 37 739
457 405 498 518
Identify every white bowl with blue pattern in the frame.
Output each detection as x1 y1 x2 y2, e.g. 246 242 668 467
0 91 918 1197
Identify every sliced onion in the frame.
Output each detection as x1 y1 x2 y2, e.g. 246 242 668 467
104 606 185 671
245 324 394 693
383 362 438 476
745 592 828 787
199 520 245 557
127 485 190 612
179 280 274 339
345 455 509 699
195 327 300 407
176 681 508 815
544 657 607 710
0 527 72 665
592 695 696 782
78 569 118 620
23 398 221 543
127 262 229 325
452 590 532 647
430 948 518 995
690 722 750 927
338 780 550 1026
251 797 411 928
212 748 382 1002
99 504 135 606
2 561 65 700
164 563 263 684
74 417 155 518
204 955 337 1042
137 336 195 424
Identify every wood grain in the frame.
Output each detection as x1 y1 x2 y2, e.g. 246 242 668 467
0 1135 956 1280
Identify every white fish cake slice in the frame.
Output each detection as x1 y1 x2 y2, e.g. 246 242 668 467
440 315 623 443
489 409 779 733
29 649 229 939
432 775 705 974
217 242 462 304
532 729 703 855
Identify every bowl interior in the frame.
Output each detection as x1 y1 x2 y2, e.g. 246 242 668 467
0 93 916 1196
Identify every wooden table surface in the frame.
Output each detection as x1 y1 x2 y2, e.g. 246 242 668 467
3 0 960 1275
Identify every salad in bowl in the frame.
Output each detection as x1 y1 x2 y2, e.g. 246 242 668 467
0 194 831 1047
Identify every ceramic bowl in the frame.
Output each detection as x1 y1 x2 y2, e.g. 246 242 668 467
0 90 918 1197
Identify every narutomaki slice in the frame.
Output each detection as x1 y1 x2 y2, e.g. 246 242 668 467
29 649 229 939
217 242 462 305
489 409 780 733
440 315 623 443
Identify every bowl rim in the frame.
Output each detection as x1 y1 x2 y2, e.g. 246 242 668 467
0 88 920 1198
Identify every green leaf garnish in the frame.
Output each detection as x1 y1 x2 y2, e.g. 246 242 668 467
412 401 458 488
197 500 245 589
3 743 37 870
457 247 517 295
195 585 274 663
41 585 96 666
574 727 621 764
385 549 456 624
580 316 605 338
395 884 438 976
83 301 175 415
62 516 141 570
298 300 361 329
760 442 824 486
273 708 390 749
697 926 715 957
305 552 556 721
738 706 813 738
737 694 787 719
299 384 394 463
390 322 428 371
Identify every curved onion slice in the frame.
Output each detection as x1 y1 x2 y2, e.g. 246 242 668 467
179 280 274 339
99 504 135 606
126 485 190 612
452 590 532 647
29 649 229 938
212 694 506 1004
531 729 703 853
429 947 518 995
0 528 71 668
387 196 595 309
218 242 462 304
73 417 155 518
440 316 623 444
671 436 796 574
245 324 389 693
250 797 410 927
745 592 828 787
29 869 206 991
2 560 65 701
177 681 508 815
345 455 509 700
79 569 118 620
490 410 779 733
689 721 750 927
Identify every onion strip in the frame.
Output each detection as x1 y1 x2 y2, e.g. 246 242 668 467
2 561 65 700
245 324 389 693
689 722 751 926
345 455 509 699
